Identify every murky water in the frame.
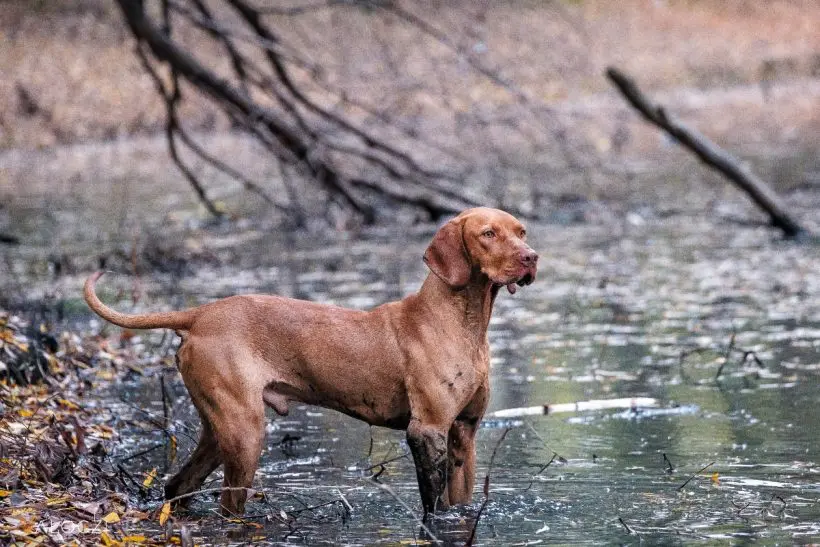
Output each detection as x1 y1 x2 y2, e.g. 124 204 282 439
5 209 820 544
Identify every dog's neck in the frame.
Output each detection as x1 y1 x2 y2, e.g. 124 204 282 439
417 273 498 341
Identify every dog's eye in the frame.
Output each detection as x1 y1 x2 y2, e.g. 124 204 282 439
520 229 527 238
482 230 496 238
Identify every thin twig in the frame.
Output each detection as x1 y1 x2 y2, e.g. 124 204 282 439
618 517 636 535
523 451 559 491
117 443 164 464
465 427 510 547
362 452 410 472
369 480 440 544
164 485 257 506
336 488 353 513
716 332 737 380
677 462 715 491
133 43 223 218
663 453 675 474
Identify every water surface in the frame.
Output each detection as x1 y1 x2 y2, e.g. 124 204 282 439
5 211 820 544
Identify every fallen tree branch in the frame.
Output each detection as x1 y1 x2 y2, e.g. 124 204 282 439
606 66 808 239
487 397 659 418
116 0 488 223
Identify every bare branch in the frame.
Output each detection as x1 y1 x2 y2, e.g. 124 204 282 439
134 41 224 218
117 0 377 219
606 66 808 239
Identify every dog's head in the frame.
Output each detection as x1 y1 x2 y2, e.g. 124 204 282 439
423 207 538 294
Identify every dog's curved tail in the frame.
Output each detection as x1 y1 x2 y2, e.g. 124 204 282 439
84 271 196 331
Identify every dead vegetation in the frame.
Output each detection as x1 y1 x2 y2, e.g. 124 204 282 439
1 1 819 226
0 312 173 545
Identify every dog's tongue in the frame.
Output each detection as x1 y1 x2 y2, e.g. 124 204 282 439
506 283 517 295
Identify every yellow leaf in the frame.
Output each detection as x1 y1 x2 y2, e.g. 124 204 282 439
102 511 121 524
96 369 116 381
100 531 116 546
9 339 28 352
0 489 12 497
57 398 80 410
46 354 62 373
17 409 34 418
711 472 720 486
45 496 71 506
121 535 147 544
168 436 178 464
158 502 171 526
142 468 157 488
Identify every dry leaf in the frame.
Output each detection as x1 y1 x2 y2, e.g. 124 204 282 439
102 511 121 524
168 436 178 464
158 502 171 526
71 500 103 517
100 530 119 546
142 468 157 488
57 398 80 410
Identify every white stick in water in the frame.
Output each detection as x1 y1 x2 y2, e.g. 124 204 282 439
488 397 659 418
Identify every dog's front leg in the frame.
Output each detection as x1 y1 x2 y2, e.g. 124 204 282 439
445 418 479 505
406 419 449 518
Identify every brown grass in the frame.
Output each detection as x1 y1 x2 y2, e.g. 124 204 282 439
1 0 818 148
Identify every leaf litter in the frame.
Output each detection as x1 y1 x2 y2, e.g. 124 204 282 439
0 311 180 546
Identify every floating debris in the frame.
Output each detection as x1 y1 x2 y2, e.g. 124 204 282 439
488 397 659 418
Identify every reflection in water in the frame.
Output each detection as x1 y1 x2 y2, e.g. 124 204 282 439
7 215 820 543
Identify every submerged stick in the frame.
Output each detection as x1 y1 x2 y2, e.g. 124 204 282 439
606 66 808 239
618 517 637 535
715 331 767 381
488 397 658 418
677 461 715 491
663 453 675 474
370 481 440 544
524 451 560 491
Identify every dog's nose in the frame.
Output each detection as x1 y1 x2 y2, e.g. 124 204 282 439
520 248 538 265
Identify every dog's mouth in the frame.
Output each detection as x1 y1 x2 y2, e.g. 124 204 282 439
500 270 536 295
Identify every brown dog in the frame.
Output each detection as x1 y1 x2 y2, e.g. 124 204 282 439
84 207 537 517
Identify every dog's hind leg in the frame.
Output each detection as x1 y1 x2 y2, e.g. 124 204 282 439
164 416 221 507
214 401 266 516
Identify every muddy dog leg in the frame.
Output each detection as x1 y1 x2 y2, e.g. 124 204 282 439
407 419 449 518
215 406 266 516
165 418 221 507
445 418 479 505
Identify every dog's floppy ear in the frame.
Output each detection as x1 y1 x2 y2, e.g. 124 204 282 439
423 219 471 288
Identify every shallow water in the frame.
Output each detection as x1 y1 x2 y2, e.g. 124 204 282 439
6 210 820 544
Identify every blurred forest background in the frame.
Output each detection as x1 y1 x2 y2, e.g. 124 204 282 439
0 0 819 302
